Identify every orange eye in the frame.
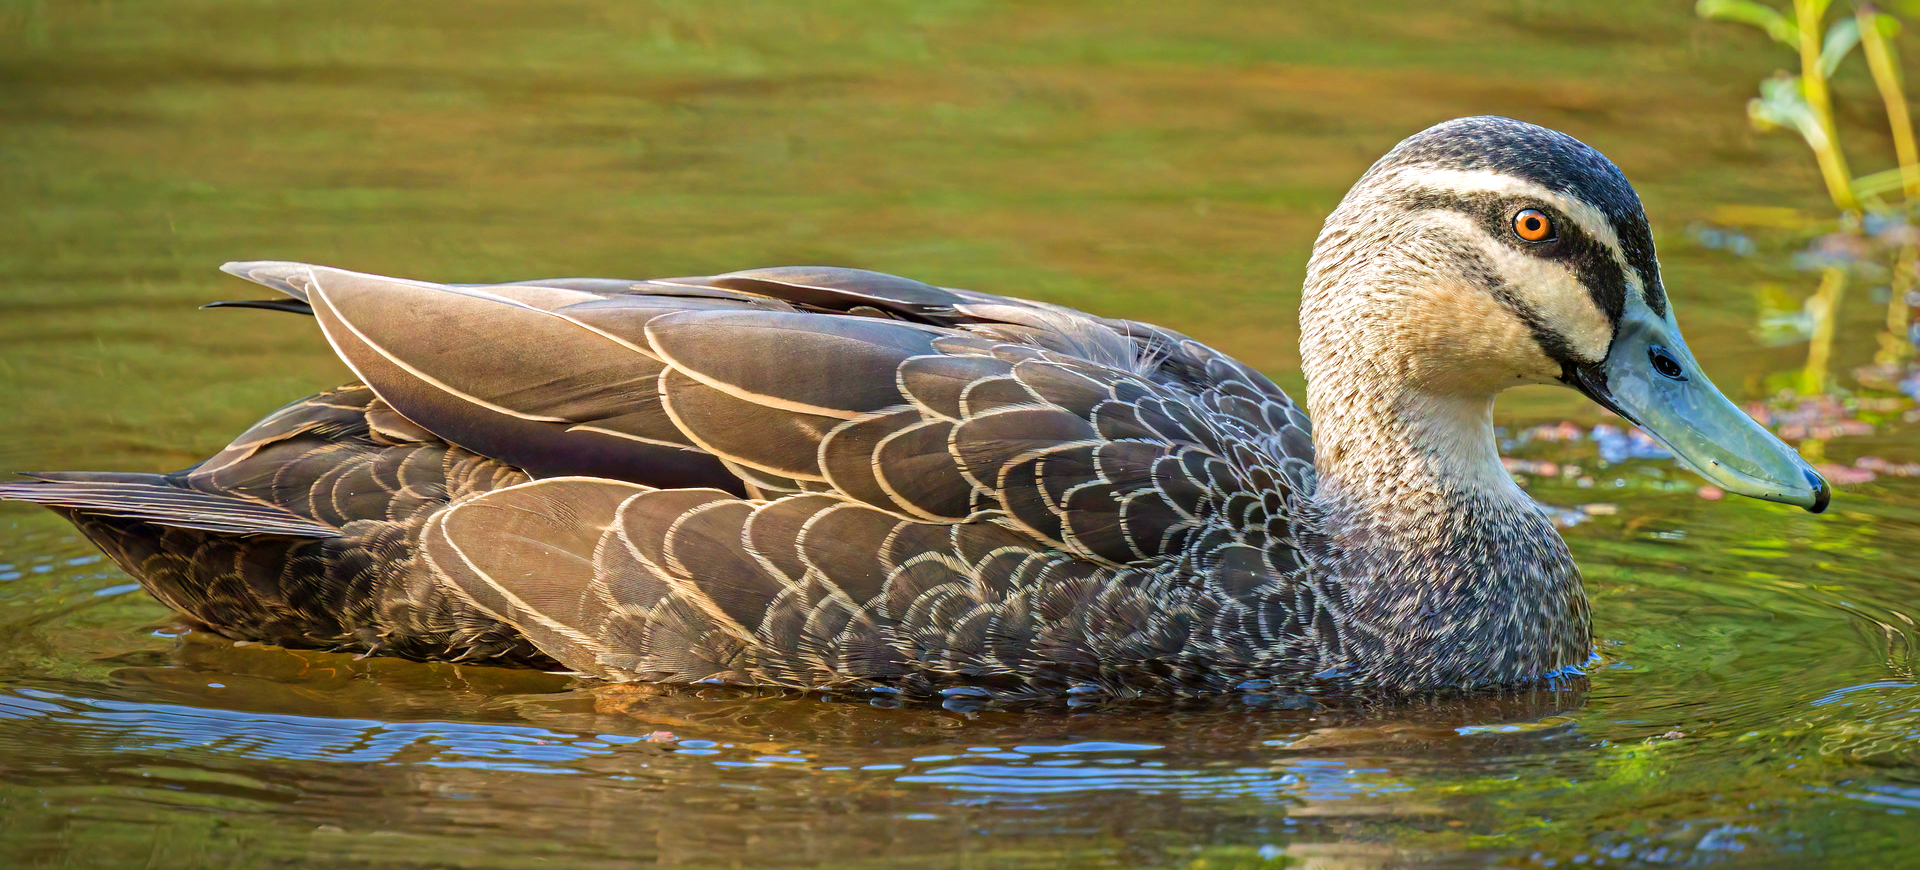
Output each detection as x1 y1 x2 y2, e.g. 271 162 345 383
1513 209 1554 242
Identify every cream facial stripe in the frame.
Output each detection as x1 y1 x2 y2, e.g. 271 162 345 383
1382 169 1629 261
1421 210 1615 364
1378 166 1656 361
1386 167 1649 291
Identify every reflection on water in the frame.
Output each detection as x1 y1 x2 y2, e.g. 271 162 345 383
0 662 1601 867
4 0 1920 867
1 595 1915 868
0 688 628 771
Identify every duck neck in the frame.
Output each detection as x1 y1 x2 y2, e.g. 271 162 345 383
1303 373 1542 566
1307 381 1518 518
1298 356 1590 690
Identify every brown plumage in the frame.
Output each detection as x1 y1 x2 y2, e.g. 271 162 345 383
0 117 1827 698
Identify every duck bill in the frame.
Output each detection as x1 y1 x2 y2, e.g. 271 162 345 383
1566 304 1830 513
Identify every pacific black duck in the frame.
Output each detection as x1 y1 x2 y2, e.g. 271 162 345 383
0 117 1829 697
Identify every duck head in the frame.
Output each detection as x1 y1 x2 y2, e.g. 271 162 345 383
1301 116 1828 513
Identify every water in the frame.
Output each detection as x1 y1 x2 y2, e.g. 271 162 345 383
2 1 1918 866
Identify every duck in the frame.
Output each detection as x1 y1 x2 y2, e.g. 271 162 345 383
0 117 1829 698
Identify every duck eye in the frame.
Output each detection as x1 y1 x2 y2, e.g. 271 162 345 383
1513 209 1555 242
1648 345 1687 381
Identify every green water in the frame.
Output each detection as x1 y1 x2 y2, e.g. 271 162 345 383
2 1 1917 866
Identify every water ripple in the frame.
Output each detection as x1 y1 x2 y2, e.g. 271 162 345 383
1 687 614 770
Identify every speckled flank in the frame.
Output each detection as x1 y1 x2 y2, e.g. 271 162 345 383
4 386 552 667
0 117 1647 696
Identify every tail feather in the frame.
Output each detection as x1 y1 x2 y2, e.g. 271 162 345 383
219 261 315 302
0 473 338 538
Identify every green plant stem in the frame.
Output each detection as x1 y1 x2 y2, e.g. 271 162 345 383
1881 245 1915 364
1805 265 1849 392
1857 5 1919 363
1797 0 1861 211
1857 5 1920 200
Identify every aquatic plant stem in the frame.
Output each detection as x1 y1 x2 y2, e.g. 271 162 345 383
1804 266 1849 393
1858 4 1920 362
1797 0 1861 212
1857 6 1920 200
1882 246 1915 364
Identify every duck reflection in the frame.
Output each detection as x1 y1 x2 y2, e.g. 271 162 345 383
0 631 1593 869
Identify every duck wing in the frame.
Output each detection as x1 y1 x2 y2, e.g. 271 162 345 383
218 262 777 492
217 263 1321 690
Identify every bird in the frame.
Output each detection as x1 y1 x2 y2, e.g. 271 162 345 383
0 116 1829 698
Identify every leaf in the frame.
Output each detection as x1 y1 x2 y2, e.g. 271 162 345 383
1818 16 1861 78
1697 0 1800 46
1748 74 1825 149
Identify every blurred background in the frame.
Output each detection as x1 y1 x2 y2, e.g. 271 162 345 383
2 2 1918 868
7 0 1919 469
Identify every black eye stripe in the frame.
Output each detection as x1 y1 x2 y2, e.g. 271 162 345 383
1399 189 1628 329
1433 227 1587 369
1370 118 1668 316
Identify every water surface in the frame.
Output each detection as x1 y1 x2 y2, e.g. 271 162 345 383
2 2 1918 867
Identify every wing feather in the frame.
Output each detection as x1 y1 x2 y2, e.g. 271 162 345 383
208 261 1324 693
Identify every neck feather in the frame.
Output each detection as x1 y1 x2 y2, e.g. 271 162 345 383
1306 382 1521 517
1296 296 1589 691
